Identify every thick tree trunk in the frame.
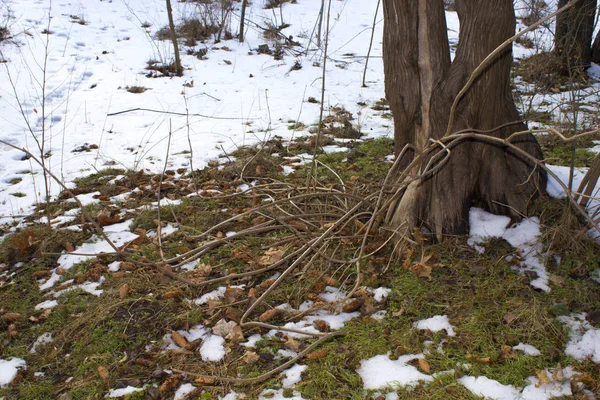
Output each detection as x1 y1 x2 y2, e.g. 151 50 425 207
592 32 600 64
554 0 597 74
383 0 546 239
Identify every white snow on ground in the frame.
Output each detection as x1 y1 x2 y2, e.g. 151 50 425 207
468 208 550 292
174 383 196 400
512 343 541 357
29 332 53 354
163 324 226 362
241 334 262 348
559 314 600 363
259 389 307 400
281 364 307 388
414 315 456 337
369 287 391 302
34 299 58 310
219 392 244 400
356 353 433 390
105 385 144 398
459 366 577 400
0 358 26 387
0 0 391 225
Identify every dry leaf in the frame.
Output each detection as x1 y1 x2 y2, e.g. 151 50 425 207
307 349 328 360
343 298 363 313
549 275 565 287
313 320 329 331
503 312 518 325
98 365 109 380
466 354 493 364
259 308 282 322
32 271 52 279
195 376 215 386
232 246 254 262
323 275 336 286
242 351 260 365
8 324 17 338
285 337 301 352
226 325 245 344
418 358 431 374
535 369 551 387
65 242 74 252
1 313 21 322
160 374 181 392
409 263 433 280
97 211 122 227
171 331 188 348
162 290 182 299
552 363 564 381
259 247 286 266
119 284 130 299
213 319 237 338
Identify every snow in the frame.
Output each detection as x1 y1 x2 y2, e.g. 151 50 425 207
30 332 53 354
559 314 600 363
356 353 433 390
468 208 550 292
105 385 144 398
512 343 541 357
0 358 26 387
241 334 262 348
164 324 225 362
459 375 522 399
174 383 196 400
259 389 306 400
459 366 577 400
414 315 456 337
34 299 58 310
281 364 307 388
200 334 226 362
370 287 392 302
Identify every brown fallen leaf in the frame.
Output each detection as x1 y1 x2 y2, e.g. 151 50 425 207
119 284 130 299
97 211 122 227
8 324 17 338
343 298 363 313
307 349 328 360
552 363 564 381
171 331 188 348
1 313 21 322
32 270 52 279
313 319 329 331
162 290 182 299
225 325 245 344
98 365 109 380
285 337 301 352
418 358 431 374
503 312 518 325
259 279 275 289
466 354 493 364
160 374 181 392
549 274 565 287
259 308 282 322
195 376 215 386
535 369 551 387
323 275 337 286
242 351 260 365
64 242 74 252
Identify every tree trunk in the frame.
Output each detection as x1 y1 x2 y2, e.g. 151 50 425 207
239 0 248 42
166 0 183 76
383 0 546 239
592 31 600 64
554 0 597 75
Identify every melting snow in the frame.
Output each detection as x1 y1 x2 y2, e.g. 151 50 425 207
414 315 456 337
0 358 26 387
356 353 433 390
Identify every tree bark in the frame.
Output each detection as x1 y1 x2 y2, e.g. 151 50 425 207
239 0 248 42
554 0 597 74
166 0 183 76
592 31 600 64
383 0 546 239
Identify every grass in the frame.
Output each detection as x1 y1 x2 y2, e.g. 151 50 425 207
1 135 599 399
